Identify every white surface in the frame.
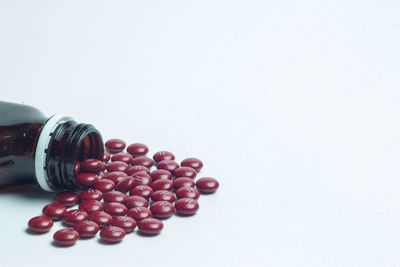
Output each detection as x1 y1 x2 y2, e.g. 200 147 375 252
0 0 400 266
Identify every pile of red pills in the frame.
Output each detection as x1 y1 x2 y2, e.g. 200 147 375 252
27 139 219 246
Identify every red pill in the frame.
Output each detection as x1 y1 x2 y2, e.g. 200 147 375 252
80 189 103 201
150 169 172 181
181 158 203 172
94 179 115 192
80 159 103 173
77 173 99 187
112 216 136 233
123 195 149 209
115 177 135 193
175 198 199 215
127 143 149 157
132 172 152 186
103 202 128 217
150 201 175 219
103 151 111 162
55 192 79 207
105 139 126 153
176 186 200 200
103 191 127 203
42 203 67 220
174 167 197 179
88 211 113 228
111 152 133 164
75 161 80 174
127 207 152 221
196 177 219 193
107 161 129 173
53 229 79 246
100 226 126 243
74 221 100 238
138 218 163 236
129 185 153 199
79 200 103 214
127 165 150 176
28 216 53 233
153 151 175 162
99 171 106 180
63 209 88 226
106 171 128 184
157 160 180 173
151 190 176 203
151 179 173 191
173 177 195 189
132 156 154 169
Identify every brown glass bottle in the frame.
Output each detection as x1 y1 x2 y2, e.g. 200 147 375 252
0 101 104 191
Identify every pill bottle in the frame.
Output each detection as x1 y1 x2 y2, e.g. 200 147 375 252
0 101 104 191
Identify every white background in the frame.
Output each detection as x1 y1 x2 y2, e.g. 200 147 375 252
0 0 400 266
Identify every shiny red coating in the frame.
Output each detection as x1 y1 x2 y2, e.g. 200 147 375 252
174 167 197 179
115 177 135 193
111 152 133 164
55 192 79 207
138 218 163 235
150 201 175 219
127 143 149 157
176 186 200 200
132 156 154 168
175 198 199 215
173 177 195 189
151 179 173 191
76 173 99 187
80 189 103 201
105 139 126 153
129 185 153 199
79 159 103 173
156 159 180 173
123 195 149 209
75 161 80 174
103 191 127 203
53 229 79 246
94 179 115 192
99 171 106 180
151 190 176 203
106 161 129 173
112 216 137 232
102 162 107 171
103 151 111 162
150 169 172 181
103 202 128 217
132 172 152 186
88 211 113 228
195 177 219 193
63 209 88 226
106 171 128 184
100 226 126 243
42 203 67 220
127 166 150 176
28 216 53 233
74 221 100 238
79 200 103 214
153 151 175 162
127 207 152 221
181 158 203 172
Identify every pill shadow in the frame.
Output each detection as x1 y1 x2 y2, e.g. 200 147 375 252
51 241 75 248
97 239 123 245
25 228 48 235
0 184 54 200
174 211 197 218
136 231 160 238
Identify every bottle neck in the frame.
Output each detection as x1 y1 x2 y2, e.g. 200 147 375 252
35 115 104 192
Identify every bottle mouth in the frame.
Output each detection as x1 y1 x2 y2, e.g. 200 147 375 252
35 115 104 192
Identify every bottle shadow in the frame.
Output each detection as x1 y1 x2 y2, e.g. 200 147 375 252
0 184 54 200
